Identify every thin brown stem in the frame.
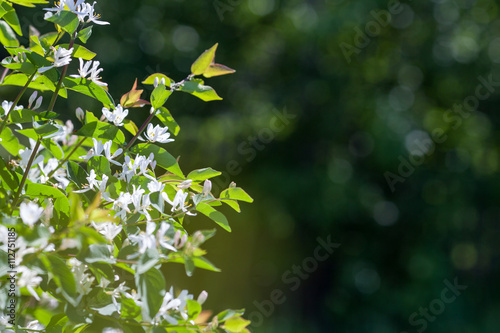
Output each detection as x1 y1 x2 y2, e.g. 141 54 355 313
47 136 86 178
46 36 77 113
0 71 37 136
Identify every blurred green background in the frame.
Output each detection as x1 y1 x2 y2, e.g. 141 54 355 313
6 0 500 331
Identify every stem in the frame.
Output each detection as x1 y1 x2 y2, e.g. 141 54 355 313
0 67 9 84
47 136 86 178
125 111 155 151
10 140 42 213
46 35 77 113
0 71 37 136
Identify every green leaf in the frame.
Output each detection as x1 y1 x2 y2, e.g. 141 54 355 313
59 43 96 60
221 199 241 212
0 21 19 47
130 143 184 178
39 31 58 48
54 196 70 225
123 119 138 136
8 0 48 8
196 202 231 232
88 263 114 284
186 300 202 320
0 4 7 19
137 248 160 275
203 63 236 78
77 244 114 264
84 109 99 123
179 81 222 102
187 167 221 182
217 309 246 323
142 73 172 87
156 107 180 136
88 156 111 177
150 84 172 109
45 10 79 35
184 256 195 276
191 43 218 75
8 108 34 123
63 77 114 108
33 121 61 137
223 316 251 332
1 56 36 74
0 158 18 191
45 313 68 333
192 256 220 272
42 138 64 159
1 2 21 36
29 35 45 55
0 126 20 156
9 109 43 123
121 297 141 319
76 120 125 144
16 128 37 140
42 254 78 306
77 25 92 43
166 256 221 272
2 73 67 98
25 182 65 200
67 161 88 188
136 267 165 321
220 187 254 203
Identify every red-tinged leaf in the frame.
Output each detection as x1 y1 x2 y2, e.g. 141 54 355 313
203 63 235 78
120 79 150 108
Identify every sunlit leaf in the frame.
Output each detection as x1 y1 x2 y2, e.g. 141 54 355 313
191 43 218 75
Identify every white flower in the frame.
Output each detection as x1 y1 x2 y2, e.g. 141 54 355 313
153 77 166 88
177 179 192 190
19 139 44 170
81 138 123 166
173 230 188 249
156 222 177 252
106 281 129 313
73 169 98 193
147 179 165 193
119 153 156 183
202 179 212 197
112 192 132 220
28 91 43 110
162 189 195 216
19 202 44 227
38 46 73 73
78 1 109 25
0 315 14 333
128 222 156 254
91 221 122 242
18 266 43 300
197 290 208 305
76 107 85 122
145 124 174 143
23 320 45 330
130 185 152 220
70 57 107 86
154 287 194 325
44 0 86 14
2 100 23 116
102 104 128 126
69 258 94 295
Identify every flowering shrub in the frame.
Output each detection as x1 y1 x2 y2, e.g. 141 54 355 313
0 1 252 332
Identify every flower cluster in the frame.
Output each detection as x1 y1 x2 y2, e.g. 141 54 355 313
0 1 250 332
